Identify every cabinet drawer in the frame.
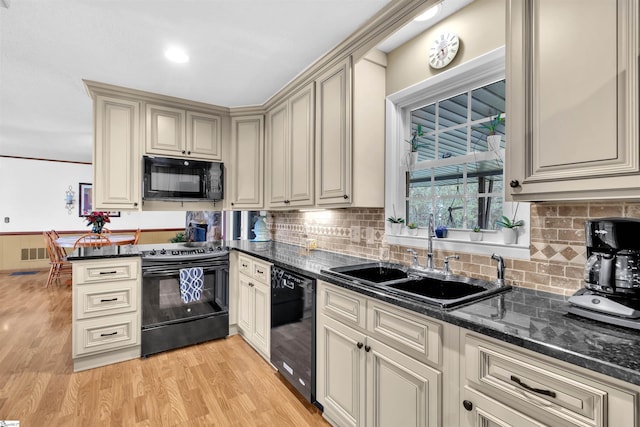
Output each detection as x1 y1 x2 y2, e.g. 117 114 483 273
238 255 252 275
74 259 139 284
75 281 137 319
74 313 138 357
252 260 270 285
368 300 441 366
318 282 366 329
465 335 607 427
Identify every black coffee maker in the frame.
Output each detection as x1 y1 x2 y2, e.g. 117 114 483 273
568 218 640 329
583 218 640 294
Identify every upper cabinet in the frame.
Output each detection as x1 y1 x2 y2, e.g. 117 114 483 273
92 94 142 211
314 53 385 208
266 82 315 209
229 114 264 210
315 58 352 207
506 0 639 201
146 104 222 160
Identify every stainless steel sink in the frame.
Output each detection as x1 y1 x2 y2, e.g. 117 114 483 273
323 263 510 309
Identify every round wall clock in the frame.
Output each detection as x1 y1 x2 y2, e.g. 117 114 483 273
428 32 460 69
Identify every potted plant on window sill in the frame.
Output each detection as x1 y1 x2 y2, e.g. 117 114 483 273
469 226 483 241
406 222 419 236
496 215 524 244
387 216 405 235
405 124 425 166
481 112 504 152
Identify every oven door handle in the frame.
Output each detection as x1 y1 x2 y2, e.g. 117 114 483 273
142 266 228 278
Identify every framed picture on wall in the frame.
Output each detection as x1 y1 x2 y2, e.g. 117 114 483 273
78 183 120 217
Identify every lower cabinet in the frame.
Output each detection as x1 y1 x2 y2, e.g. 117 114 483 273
236 254 271 359
316 281 442 427
460 332 639 427
72 257 141 372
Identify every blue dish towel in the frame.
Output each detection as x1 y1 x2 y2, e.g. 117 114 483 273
179 267 203 303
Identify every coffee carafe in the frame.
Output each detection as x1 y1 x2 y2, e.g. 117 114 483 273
584 218 640 295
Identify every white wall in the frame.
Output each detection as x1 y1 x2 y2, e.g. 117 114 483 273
0 157 185 232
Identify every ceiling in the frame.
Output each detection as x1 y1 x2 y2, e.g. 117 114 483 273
0 0 471 164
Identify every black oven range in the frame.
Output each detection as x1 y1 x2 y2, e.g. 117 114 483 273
141 245 229 357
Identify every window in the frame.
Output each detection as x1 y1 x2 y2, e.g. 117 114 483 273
407 79 505 230
385 47 530 258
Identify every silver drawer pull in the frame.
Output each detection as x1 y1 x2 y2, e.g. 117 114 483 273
100 331 118 337
100 298 118 302
510 375 557 398
99 271 118 275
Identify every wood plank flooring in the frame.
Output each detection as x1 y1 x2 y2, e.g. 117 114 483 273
0 270 328 427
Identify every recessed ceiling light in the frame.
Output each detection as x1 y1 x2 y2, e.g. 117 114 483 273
164 47 189 64
414 3 442 22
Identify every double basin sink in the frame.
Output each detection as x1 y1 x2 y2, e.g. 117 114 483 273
323 263 510 309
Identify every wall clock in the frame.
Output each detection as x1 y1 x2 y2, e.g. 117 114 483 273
428 32 460 69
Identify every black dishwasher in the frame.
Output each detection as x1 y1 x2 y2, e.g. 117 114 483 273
270 266 316 403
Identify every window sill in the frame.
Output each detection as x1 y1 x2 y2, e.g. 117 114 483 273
385 234 530 260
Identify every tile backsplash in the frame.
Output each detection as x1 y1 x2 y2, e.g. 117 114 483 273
267 202 640 296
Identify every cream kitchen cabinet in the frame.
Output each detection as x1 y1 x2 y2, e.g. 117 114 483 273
236 254 271 359
316 281 442 427
72 257 141 372
229 114 264 210
315 52 385 208
266 82 315 209
506 0 640 201
90 91 142 211
461 332 638 427
145 104 222 160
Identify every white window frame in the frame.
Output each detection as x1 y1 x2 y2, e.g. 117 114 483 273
384 46 530 260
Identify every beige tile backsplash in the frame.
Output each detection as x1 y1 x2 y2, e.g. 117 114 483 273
267 202 640 296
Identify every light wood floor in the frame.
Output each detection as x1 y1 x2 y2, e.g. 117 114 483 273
0 270 328 427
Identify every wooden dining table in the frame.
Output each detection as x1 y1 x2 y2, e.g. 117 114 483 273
55 234 136 248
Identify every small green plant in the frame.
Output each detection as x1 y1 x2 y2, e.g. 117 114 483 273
170 231 187 243
480 112 505 135
496 215 524 229
472 226 481 232
387 216 405 224
405 124 425 152
407 222 418 229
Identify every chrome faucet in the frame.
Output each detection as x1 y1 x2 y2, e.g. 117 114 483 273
491 253 506 286
426 213 435 270
407 248 419 269
442 255 459 274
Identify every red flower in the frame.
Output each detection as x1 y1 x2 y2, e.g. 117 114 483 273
86 211 111 227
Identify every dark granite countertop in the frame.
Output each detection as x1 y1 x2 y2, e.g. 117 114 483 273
67 244 141 260
67 239 640 387
232 241 640 387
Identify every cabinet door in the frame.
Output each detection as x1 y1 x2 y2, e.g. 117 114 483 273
145 104 186 155
93 95 141 210
237 274 253 334
266 100 288 207
186 111 222 160
507 0 639 201
366 337 441 427
288 82 315 207
251 281 270 357
461 388 546 427
229 115 264 209
315 58 352 206
317 315 366 427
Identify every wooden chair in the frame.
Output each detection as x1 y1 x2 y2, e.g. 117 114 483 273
74 233 112 249
43 231 72 287
133 228 141 244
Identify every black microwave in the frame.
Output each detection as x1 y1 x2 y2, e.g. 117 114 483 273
143 156 223 202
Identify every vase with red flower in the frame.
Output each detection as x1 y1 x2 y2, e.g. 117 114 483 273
86 211 111 234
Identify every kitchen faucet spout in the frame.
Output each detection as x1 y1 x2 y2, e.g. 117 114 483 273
426 213 435 270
